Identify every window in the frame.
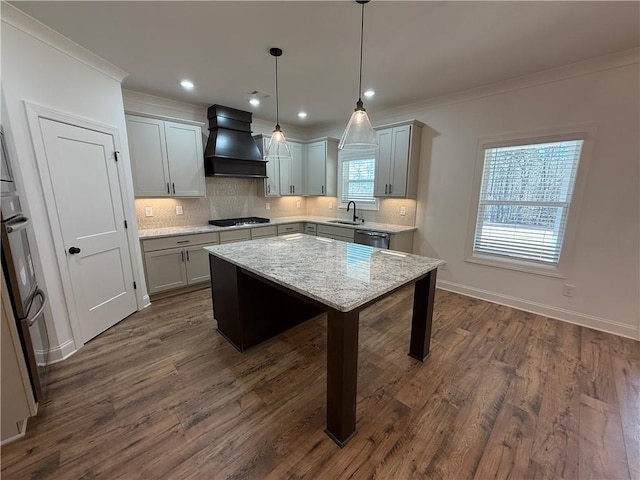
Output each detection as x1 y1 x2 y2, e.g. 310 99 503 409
471 139 584 267
338 149 378 209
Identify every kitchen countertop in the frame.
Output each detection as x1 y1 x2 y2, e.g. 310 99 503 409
138 216 416 240
204 234 443 312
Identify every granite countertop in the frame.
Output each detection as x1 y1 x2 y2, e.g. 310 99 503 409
204 234 444 312
138 216 416 240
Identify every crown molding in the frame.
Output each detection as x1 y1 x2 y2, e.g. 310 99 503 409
1 2 128 83
375 48 640 121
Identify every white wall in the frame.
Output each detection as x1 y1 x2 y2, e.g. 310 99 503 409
317 55 640 339
1 5 148 360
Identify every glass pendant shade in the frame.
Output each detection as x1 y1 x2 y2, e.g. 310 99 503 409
338 105 377 150
265 125 292 160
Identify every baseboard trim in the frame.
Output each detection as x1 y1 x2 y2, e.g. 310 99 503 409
1 419 28 446
437 280 639 340
141 294 151 309
47 338 77 364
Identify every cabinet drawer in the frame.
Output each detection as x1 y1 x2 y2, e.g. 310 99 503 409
304 223 317 235
317 233 354 243
251 225 277 238
317 224 355 240
219 229 250 244
142 232 219 252
277 223 302 235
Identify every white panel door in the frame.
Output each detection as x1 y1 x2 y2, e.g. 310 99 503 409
125 115 170 197
306 141 326 196
164 121 205 197
39 119 137 343
389 125 410 197
374 129 393 196
290 142 304 195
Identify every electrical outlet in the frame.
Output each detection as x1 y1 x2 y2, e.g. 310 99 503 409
562 284 576 297
296 200 301 209
329 202 333 210
439 263 448 272
400 206 407 216
265 202 270 210
175 205 183 215
145 206 153 217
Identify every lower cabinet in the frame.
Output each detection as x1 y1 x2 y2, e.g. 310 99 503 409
277 223 303 235
142 232 220 295
316 224 354 243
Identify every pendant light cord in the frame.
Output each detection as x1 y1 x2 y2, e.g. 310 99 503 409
358 1 365 102
275 54 280 128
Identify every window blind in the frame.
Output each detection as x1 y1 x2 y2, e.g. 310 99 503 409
473 140 583 265
339 149 376 205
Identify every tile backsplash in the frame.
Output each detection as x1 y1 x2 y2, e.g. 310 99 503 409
135 177 416 229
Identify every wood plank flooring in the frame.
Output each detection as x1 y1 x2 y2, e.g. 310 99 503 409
1 287 638 479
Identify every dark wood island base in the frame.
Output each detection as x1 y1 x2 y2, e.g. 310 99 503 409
209 250 438 447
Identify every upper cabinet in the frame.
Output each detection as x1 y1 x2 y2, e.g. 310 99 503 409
305 139 338 196
255 135 338 197
374 120 424 199
126 114 205 198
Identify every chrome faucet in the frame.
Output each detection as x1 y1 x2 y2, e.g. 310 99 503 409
347 201 359 223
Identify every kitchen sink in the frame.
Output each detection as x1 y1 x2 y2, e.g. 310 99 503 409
328 220 361 225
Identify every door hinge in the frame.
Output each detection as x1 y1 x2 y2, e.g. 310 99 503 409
133 281 137 290
124 219 128 229
114 151 120 162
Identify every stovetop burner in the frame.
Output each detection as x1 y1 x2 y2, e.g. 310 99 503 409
209 216 270 227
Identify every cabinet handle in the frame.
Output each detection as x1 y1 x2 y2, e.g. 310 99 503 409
167 182 170 194
385 184 388 194
186 250 190 261
290 185 293 194
176 240 190 244
389 184 392 194
321 185 324 194
181 250 185 262
267 184 270 194
172 183 176 194
293 185 295 194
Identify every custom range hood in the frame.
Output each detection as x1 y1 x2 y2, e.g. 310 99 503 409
204 105 267 178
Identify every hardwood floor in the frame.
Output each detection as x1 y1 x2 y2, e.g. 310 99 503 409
2 287 638 479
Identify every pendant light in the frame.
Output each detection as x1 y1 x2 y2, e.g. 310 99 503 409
338 0 377 150
265 47 292 160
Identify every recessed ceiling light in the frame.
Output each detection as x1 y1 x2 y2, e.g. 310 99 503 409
249 98 260 106
298 112 307 119
180 80 194 90
363 90 375 98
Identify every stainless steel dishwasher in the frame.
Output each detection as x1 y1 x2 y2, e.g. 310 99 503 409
354 230 390 249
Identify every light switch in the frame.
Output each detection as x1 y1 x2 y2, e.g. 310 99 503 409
265 202 270 210
176 205 183 215
145 206 153 217
296 200 301 209
400 206 406 216
329 202 333 210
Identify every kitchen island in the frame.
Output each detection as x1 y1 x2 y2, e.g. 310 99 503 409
205 234 444 447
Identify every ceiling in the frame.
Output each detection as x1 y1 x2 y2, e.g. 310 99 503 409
11 1 639 128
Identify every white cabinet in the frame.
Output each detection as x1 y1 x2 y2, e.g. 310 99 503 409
126 114 205 198
374 121 423 199
317 224 355 242
255 136 280 197
305 139 338 196
141 232 219 295
280 142 303 196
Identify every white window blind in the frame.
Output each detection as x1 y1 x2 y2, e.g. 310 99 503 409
339 149 377 206
473 140 583 265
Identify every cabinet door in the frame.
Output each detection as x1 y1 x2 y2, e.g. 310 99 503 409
374 129 393 197
126 115 170 197
261 137 280 197
144 248 187 294
185 246 211 285
389 125 410 197
305 141 326 195
164 121 205 197
279 156 292 195
290 142 304 195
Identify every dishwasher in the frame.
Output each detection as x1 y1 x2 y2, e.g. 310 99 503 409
354 230 390 249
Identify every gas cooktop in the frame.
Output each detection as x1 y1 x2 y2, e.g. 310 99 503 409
209 217 270 228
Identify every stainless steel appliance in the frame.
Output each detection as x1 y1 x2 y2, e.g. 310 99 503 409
209 216 270 227
354 230 390 249
1 127 49 402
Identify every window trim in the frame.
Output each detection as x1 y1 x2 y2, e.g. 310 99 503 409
464 123 597 277
337 151 379 211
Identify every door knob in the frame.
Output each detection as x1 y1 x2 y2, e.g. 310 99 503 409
68 247 81 254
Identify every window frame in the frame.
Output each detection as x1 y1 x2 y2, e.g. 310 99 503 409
465 124 596 278
337 149 379 211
